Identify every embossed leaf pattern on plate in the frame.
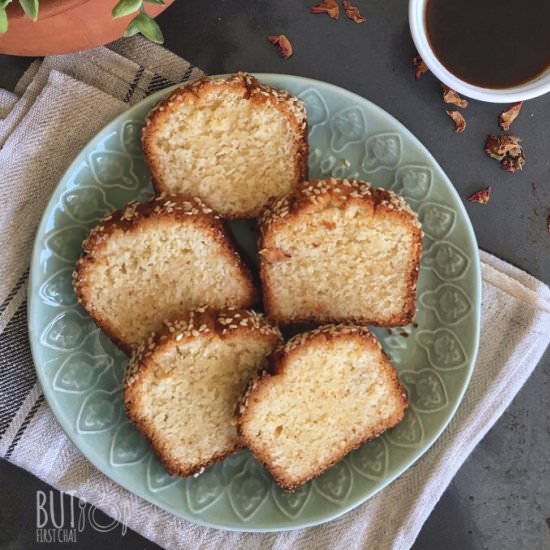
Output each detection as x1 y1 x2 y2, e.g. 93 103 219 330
422 241 470 280
381 333 409 364
272 484 313 519
228 458 270 521
76 388 122 434
52 352 112 393
400 370 449 413
313 460 353 504
349 436 389 480
298 88 329 131
30 77 479 530
222 451 250 484
393 165 433 200
329 106 366 152
420 284 472 325
187 469 225 513
386 408 424 448
40 310 95 351
417 329 468 370
308 146 360 180
89 151 139 189
362 133 402 172
121 121 143 156
417 203 456 240
110 421 150 466
147 454 181 493
39 268 78 307
44 226 88 263
62 186 114 224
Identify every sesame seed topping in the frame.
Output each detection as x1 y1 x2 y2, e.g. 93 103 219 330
124 307 281 387
259 178 421 232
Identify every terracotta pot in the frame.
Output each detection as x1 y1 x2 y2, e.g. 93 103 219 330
0 0 174 56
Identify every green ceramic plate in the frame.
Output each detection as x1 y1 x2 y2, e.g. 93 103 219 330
29 74 481 531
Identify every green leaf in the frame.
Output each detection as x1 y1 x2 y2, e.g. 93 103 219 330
143 0 165 4
0 0 13 10
125 11 164 44
124 19 140 37
112 0 142 19
19 0 38 21
0 8 8 33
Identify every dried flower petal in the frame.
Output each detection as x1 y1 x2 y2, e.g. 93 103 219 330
442 85 468 108
485 134 525 172
467 187 491 204
267 35 293 59
412 56 428 80
446 110 466 133
259 248 291 262
485 134 521 160
310 0 339 19
499 101 523 131
501 154 526 173
343 0 366 23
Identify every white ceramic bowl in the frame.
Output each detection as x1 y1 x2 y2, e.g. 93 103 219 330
409 0 550 103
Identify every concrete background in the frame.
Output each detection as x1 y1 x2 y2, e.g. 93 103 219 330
0 0 549 548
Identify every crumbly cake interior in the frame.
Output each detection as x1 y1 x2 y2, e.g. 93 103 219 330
150 86 299 216
83 219 251 346
266 204 416 322
137 334 274 470
243 337 404 482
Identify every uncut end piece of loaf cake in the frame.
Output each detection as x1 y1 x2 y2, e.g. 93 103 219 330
73 194 257 354
237 324 408 490
141 72 308 219
259 178 423 327
124 307 282 476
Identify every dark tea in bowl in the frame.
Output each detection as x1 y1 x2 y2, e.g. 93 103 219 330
409 0 550 102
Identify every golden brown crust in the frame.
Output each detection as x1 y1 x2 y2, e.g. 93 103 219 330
141 72 308 219
237 324 408 491
72 194 258 354
124 306 282 477
258 178 423 327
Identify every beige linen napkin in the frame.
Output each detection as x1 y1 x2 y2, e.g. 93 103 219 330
1 38 549 550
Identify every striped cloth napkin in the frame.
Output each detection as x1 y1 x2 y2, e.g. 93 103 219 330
1 37 549 550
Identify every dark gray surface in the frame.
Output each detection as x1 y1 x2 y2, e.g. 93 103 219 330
0 0 549 548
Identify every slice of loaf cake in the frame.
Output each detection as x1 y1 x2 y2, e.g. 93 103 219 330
124 307 282 477
73 195 257 353
259 178 423 327
142 72 308 219
237 324 408 490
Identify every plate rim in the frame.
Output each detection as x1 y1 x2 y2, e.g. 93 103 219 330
28 73 481 532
